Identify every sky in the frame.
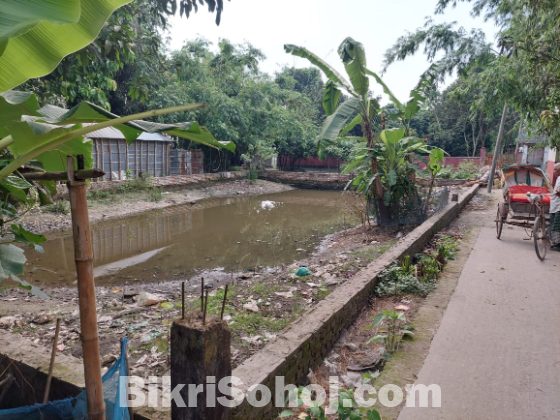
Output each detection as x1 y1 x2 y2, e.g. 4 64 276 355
167 0 498 104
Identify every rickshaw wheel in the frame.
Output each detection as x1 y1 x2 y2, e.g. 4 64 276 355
496 206 504 239
533 215 548 261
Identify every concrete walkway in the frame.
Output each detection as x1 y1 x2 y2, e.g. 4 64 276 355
399 191 560 420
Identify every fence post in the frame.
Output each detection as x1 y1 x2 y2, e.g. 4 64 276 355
171 314 232 420
67 155 106 420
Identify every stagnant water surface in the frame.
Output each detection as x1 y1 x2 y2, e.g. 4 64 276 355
25 190 357 287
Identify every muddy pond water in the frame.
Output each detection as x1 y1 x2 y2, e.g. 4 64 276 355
26 190 358 288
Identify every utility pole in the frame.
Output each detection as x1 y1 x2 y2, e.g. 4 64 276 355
487 102 508 193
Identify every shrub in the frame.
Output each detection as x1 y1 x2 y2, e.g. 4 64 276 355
437 162 479 179
376 267 436 297
229 166 243 172
42 201 69 215
149 187 163 202
437 165 455 179
246 166 258 182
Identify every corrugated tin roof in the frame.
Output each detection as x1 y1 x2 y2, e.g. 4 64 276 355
517 129 548 145
83 124 172 142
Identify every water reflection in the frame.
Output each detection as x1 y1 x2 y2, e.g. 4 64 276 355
25 190 356 287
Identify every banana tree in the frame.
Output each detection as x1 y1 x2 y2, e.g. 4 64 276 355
345 128 441 200
285 38 434 224
0 0 134 93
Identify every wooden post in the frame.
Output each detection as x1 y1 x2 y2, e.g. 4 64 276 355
171 316 231 420
153 142 156 176
67 155 106 420
108 141 113 181
117 140 122 180
100 139 105 179
43 318 62 404
167 143 171 176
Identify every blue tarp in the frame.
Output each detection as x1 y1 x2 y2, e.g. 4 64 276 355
0 338 130 420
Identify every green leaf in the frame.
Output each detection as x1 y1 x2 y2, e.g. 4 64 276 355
366 69 404 111
284 44 356 96
367 410 382 420
35 136 93 172
0 91 40 137
0 243 25 280
10 274 50 299
338 38 369 96
278 410 295 417
340 114 363 137
316 97 361 149
0 0 133 92
37 186 54 206
323 81 341 116
0 1 81 43
10 224 46 252
366 334 387 345
387 169 397 186
0 175 31 201
372 312 386 327
36 101 235 151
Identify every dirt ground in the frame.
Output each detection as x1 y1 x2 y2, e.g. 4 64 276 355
0 216 405 382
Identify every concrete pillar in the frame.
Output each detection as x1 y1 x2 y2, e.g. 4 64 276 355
544 146 557 181
171 314 231 420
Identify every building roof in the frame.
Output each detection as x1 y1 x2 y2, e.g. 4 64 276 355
83 124 173 142
517 129 548 145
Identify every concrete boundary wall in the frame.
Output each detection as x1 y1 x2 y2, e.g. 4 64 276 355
55 171 247 196
230 184 480 420
259 170 471 190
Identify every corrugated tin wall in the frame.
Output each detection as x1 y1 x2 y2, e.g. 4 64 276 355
91 139 204 180
92 139 172 180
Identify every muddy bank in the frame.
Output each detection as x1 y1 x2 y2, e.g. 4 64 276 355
0 223 403 376
21 179 292 235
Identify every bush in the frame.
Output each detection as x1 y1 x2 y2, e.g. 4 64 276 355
246 166 258 182
437 161 479 179
229 166 243 172
149 187 163 202
87 189 111 200
375 265 436 297
436 165 455 179
454 161 480 179
42 201 69 215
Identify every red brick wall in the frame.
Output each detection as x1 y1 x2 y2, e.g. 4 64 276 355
191 149 204 174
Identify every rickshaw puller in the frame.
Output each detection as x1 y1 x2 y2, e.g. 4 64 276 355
550 162 560 251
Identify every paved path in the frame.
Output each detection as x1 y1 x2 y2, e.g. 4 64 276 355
399 192 560 420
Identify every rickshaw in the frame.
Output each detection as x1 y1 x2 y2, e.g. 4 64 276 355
495 164 552 260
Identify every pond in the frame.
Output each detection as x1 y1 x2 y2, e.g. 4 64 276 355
25 190 358 288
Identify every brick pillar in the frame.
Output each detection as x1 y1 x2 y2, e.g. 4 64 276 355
171 315 231 420
479 147 487 166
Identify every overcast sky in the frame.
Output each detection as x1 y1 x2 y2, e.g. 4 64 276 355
167 0 498 103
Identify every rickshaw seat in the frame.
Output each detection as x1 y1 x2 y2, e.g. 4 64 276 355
508 185 551 204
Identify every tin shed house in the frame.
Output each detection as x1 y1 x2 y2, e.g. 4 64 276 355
85 126 203 180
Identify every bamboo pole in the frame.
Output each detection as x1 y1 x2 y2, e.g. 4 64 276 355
67 155 106 420
22 169 105 181
43 318 61 404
